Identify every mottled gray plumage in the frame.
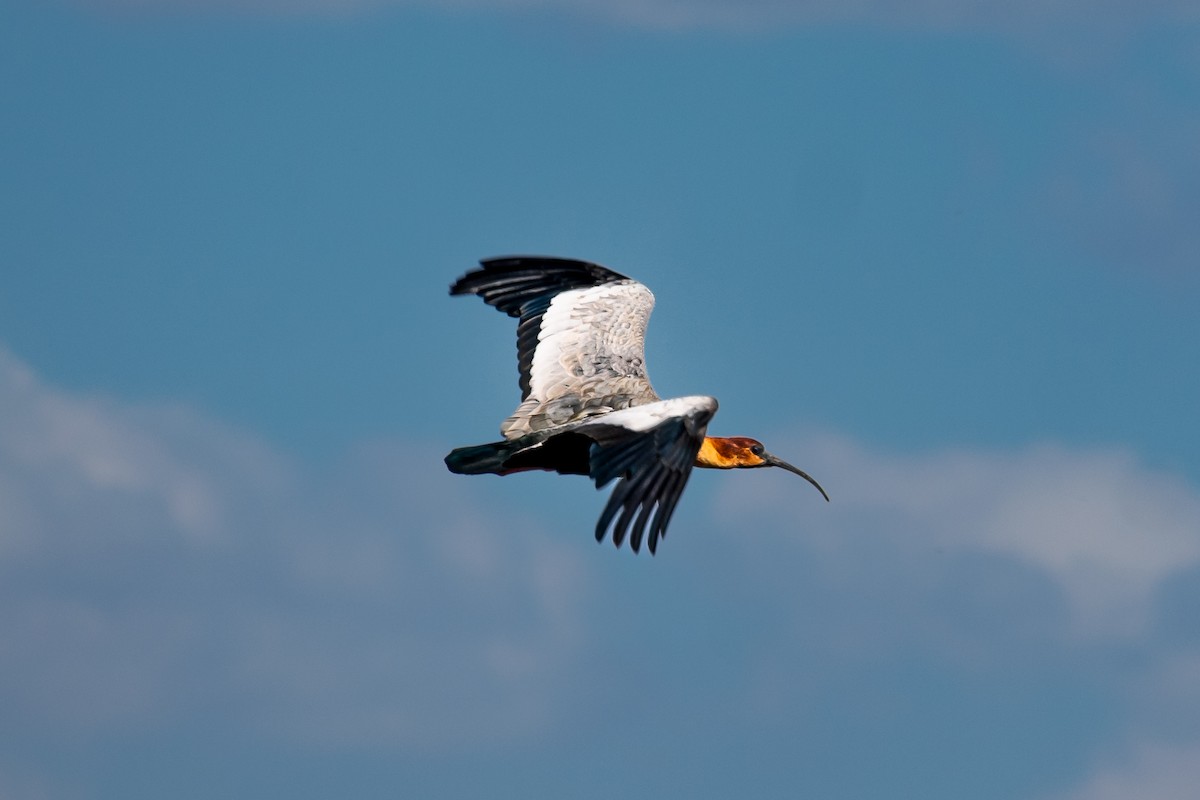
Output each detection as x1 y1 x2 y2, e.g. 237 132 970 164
503 280 659 438
450 257 661 439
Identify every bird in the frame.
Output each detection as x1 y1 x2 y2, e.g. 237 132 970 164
444 256 828 555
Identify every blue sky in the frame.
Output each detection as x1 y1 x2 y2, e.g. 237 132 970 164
2 1 1199 798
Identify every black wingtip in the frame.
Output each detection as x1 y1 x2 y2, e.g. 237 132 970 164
478 255 629 279
448 256 632 312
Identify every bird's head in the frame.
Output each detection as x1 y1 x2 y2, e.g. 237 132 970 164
695 436 829 501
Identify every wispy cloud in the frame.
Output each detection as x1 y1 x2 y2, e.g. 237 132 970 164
4 344 1200 797
0 345 588 747
716 433 1200 639
710 431 1200 800
1046 117 1200 286
76 0 1199 33
1050 739 1200 800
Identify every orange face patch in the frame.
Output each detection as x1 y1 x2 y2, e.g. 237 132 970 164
695 436 767 468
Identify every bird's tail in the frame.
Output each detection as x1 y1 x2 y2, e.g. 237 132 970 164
444 440 523 475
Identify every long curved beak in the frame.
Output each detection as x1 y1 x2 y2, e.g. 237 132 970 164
763 452 830 502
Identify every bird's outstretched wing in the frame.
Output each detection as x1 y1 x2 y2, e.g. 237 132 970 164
450 257 660 439
576 396 718 554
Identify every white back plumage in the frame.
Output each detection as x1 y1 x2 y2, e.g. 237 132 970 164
448 257 662 439
504 280 659 437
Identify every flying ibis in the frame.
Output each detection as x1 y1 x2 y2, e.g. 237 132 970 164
445 256 828 554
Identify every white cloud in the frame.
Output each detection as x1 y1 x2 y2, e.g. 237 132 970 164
0 765 74 800
76 0 1200 34
0 345 588 747
5 342 1200 800
1051 739 1200 800
1045 117 1200 286
0 347 288 552
715 433 1200 639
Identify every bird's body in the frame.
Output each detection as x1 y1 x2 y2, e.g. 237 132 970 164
446 256 827 554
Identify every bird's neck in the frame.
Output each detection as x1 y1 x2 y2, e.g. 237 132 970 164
695 437 740 469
